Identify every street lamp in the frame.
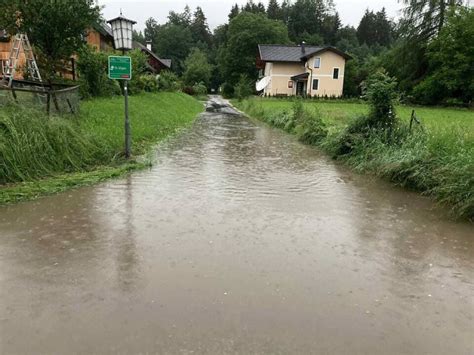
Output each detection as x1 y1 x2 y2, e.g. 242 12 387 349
107 13 136 158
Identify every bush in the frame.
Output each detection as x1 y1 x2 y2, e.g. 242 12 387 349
221 82 234 98
192 82 208 96
362 69 399 130
157 71 181 92
134 74 158 93
76 46 121 98
234 75 253 101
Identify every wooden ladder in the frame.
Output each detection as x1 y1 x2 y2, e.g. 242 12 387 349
1 33 43 87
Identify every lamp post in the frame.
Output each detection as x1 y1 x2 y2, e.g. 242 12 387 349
107 13 136 159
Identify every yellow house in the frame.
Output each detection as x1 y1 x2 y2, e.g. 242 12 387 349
257 44 351 97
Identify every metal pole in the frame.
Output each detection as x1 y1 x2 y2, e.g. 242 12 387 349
124 79 131 158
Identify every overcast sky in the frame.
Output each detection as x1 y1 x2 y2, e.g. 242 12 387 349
99 0 404 31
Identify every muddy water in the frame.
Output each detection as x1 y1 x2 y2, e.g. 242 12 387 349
0 97 473 354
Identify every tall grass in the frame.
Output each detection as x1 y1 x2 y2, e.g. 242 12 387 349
0 92 203 185
235 99 474 220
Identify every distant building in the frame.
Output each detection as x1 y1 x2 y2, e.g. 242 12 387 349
0 23 171 81
256 44 351 97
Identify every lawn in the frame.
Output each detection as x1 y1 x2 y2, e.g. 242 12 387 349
244 98 474 133
0 92 204 203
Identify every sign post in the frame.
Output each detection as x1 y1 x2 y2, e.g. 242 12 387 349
108 56 132 158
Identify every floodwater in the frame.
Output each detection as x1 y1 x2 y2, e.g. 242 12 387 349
0 97 472 354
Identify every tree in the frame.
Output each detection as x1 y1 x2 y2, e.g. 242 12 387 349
229 4 240 21
412 7 474 104
267 0 282 20
154 24 193 75
168 5 192 27
183 48 213 87
243 0 267 15
133 30 145 45
0 0 100 80
144 17 159 42
400 0 465 41
357 9 377 45
288 0 332 43
190 7 212 49
219 12 290 86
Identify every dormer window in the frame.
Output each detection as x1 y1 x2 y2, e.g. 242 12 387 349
314 57 321 68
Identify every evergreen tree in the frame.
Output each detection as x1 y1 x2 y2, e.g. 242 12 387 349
168 5 192 27
229 4 240 21
357 10 376 44
400 0 465 40
144 17 159 42
267 0 282 20
191 6 212 49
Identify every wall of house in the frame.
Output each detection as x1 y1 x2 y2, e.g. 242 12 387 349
263 50 346 97
0 39 26 79
307 51 346 97
265 62 306 96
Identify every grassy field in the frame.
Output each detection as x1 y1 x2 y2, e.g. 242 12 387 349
0 92 203 203
244 98 474 132
234 97 474 220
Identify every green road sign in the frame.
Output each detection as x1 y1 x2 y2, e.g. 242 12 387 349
108 56 132 80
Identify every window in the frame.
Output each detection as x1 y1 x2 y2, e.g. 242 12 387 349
312 79 319 91
288 81 294 89
333 68 340 79
314 57 321 68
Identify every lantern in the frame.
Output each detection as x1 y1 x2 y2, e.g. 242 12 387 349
107 14 136 51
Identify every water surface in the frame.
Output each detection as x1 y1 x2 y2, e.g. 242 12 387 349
0 98 472 354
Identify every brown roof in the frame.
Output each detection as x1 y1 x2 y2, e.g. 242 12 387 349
133 41 171 69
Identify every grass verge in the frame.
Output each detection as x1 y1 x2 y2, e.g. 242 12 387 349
233 97 474 221
0 92 203 204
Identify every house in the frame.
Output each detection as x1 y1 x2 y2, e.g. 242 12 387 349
133 42 172 74
256 44 351 97
0 23 171 81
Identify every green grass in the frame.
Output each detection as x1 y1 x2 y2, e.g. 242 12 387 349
234 97 474 220
242 97 474 132
0 92 203 203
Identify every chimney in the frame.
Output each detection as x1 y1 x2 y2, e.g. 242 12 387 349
301 41 306 54
146 41 152 51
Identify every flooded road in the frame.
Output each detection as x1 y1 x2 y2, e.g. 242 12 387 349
1 97 473 354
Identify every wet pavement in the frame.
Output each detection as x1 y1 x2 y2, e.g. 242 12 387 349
0 96 473 354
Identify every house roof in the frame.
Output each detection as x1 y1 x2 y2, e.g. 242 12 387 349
258 44 351 62
133 41 172 69
92 22 114 39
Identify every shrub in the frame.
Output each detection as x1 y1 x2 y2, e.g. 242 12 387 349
157 71 181 92
192 82 208 96
362 69 399 130
134 74 158 93
234 75 253 101
221 82 234 98
76 46 121 98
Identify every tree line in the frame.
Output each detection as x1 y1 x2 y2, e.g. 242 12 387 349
0 0 472 105
135 0 472 105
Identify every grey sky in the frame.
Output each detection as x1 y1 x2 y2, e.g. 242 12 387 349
99 0 404 31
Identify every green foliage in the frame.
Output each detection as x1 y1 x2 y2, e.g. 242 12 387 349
157 71 181 92
183 48 212 87
76 48 147 98
234 75 254 101
219 12 290 86
76 46 120 98
0 0 100 79
362 70 399 129
357 8 393 47
412 7 474 105
153 23 193 75
0 93 203 187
